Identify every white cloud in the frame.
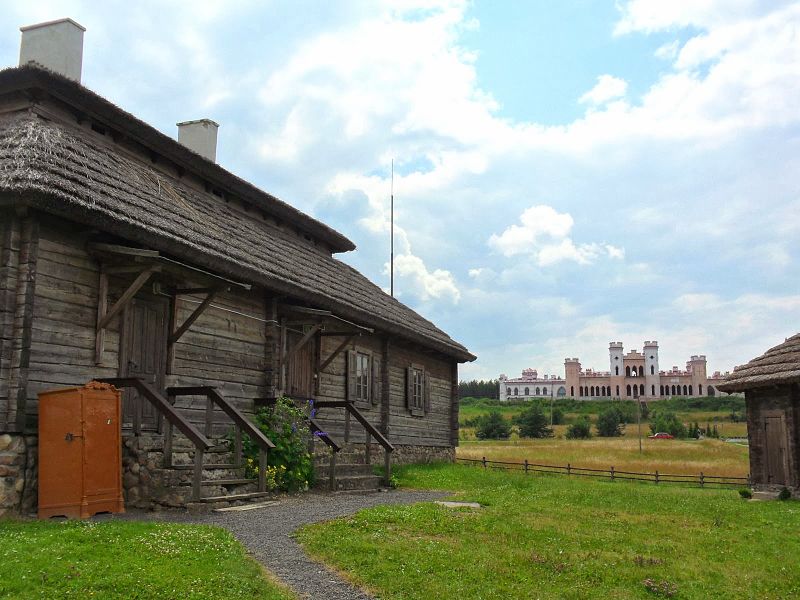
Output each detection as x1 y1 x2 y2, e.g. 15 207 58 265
488 205 624 266
579 74 628 105
390 253 461 303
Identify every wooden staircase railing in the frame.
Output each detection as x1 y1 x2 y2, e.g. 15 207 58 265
166 386 276 494
96 377 212 500
315 400 395 486
308 416 341 491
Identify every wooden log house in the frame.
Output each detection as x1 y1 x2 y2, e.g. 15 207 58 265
0 20 474 514
718 334 800 496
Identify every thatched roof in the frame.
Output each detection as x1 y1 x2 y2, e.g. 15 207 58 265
0 66 475 362
717 334 800 392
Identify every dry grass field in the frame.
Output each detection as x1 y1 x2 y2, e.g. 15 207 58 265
457 437 749 477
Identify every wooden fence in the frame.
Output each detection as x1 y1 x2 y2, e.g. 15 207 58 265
456 457 750 488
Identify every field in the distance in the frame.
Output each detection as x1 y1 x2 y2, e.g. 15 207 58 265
458 437 749 477
458 396 749 476
298 464 800 599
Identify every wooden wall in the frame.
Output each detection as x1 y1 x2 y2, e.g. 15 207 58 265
314 334 457 448
746 385 799 489
4 210 459 448
25 217 120 431
167 288 267 427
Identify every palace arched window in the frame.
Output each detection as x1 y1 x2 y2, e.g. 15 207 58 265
571 386 574 396
699 384 703 395
542 387 547 395
625 366 631 377
524 387 529 396
507 388 511 396
558 387 566 397
659 385 664 395
626 384 631 396
579 386 583 396
651 365 655 375
640 384 645 396
708 386 715 397
639 366 644 377
671 385 676 395
615 366 619 375
688 385 693 395
514 387 518 396
536 387 541 395
651 385 655 396
683 385 688 395
616 385 620 396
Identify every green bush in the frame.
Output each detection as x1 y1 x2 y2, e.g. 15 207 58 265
649 412 687 438
242 397 314 492
778 487 792 501
738 488 752 499
550 407 565 425
566 417 592 439
476 411 511 440
596 407 623 437
515 404 553 438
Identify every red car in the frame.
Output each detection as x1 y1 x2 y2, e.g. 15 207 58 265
648 432 674 439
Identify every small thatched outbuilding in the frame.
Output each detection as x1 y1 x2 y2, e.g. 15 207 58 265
718 334 800 495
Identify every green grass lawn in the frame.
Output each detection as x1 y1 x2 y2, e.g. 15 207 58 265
298 464 800 599
0 519 295 599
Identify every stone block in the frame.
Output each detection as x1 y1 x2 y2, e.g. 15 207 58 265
0 434 12 451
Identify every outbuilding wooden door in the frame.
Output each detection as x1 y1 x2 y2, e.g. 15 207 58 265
764 415 788 485
286 330 315 399
120 296 168 431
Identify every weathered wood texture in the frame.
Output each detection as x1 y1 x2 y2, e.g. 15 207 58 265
2 213 39 432
0 209 21 431
24 220 267 434
314 334 455 447
745 384 799 489
26 222 119 431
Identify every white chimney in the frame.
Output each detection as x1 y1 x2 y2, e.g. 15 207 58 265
176 119 219 162
19 18 86 82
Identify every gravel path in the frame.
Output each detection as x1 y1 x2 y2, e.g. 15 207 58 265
116 489 446 599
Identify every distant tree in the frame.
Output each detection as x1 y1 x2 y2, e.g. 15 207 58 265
459 379 500 399
475 411 511 440
550 407 565 425
596 407 624 437
649 412 687 438
516 404 553 438
566 417 592 439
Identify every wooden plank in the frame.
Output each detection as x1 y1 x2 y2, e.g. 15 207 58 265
168 288 219 345
97 267 158 329
319 335 355 372
284 324 322 362
95 269 108 364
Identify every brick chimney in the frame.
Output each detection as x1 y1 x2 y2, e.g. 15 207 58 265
177 119 219 162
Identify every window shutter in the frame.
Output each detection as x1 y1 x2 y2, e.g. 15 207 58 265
406 366 414 411
346 349 357 403
371 355 380 406
424 370 431 414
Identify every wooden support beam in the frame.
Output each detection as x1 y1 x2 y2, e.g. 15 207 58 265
97 267 158 330
284 324 322 362
319 335 355 372
168 288 218 345
94 269 108 364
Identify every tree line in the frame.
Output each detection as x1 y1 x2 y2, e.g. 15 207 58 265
459 379 499 399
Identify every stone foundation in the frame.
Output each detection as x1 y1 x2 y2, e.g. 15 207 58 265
0 433 37 517
313 441 454 466
122 434 194 509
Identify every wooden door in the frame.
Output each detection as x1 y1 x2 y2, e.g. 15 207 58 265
121 296 168 431
286 330 315 399
764 415 788 485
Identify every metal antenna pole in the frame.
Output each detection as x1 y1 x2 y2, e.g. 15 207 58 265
390 159 394 298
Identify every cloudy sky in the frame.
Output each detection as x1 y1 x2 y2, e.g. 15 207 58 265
2 1 799 380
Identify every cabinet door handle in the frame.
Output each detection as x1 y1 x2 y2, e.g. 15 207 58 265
65 432 83 442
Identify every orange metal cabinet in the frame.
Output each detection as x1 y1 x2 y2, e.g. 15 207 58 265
38 382 125 519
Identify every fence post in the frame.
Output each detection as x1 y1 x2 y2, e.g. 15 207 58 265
610 465 615 482
524 459 529 475
482 456 487 469
655 470 659 485
567 463 571 476
700 472 704 487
